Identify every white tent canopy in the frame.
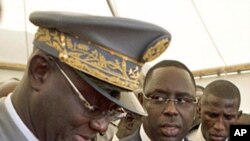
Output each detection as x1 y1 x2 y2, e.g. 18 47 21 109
1 0 250 72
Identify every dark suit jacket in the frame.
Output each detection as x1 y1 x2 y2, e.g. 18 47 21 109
119 126 190 141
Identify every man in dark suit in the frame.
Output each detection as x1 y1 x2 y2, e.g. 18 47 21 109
120 60 198 141
0 11 171 141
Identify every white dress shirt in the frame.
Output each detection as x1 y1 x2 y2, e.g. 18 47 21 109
140 124 151 141
111 134 119 141
4 94 39 141
187 124 206 141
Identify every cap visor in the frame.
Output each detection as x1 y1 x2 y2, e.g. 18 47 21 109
75 71 147 116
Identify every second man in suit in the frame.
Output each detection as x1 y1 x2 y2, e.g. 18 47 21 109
120 60 198 141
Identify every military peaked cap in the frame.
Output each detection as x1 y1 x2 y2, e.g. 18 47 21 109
29 11 171 116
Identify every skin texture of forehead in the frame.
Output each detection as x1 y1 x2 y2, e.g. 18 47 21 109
202 80 241 110
144 67 195 96
201 94 239 115
201 92 240 111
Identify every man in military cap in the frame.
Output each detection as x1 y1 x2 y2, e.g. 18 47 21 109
0 11 171 141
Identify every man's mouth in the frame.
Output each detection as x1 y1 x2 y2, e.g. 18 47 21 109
160 123 180 136
210 134 226 141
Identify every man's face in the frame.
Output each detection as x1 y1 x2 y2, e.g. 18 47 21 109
200 94 240 141
143 67 196 141
32 62 116 141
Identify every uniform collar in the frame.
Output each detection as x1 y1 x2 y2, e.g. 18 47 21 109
4 94 39 141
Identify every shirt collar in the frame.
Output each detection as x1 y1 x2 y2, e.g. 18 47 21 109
111 134 119 141
195 124 207 141
140 124 185 141
4 94 39 141
140 124 151 141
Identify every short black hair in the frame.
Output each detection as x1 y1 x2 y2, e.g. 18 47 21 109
143 60 196 90
203 79 241 109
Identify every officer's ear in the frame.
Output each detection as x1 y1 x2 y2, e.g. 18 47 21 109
29 53 51 91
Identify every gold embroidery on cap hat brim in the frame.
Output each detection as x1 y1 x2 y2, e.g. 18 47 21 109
35 28 142 90
143 38 170 62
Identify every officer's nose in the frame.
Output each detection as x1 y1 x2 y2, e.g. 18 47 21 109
89 117 109 133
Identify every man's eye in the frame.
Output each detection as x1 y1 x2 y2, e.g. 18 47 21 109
177 97 196 104
150 96 165 102
176 98 187 103
157 97 165 102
